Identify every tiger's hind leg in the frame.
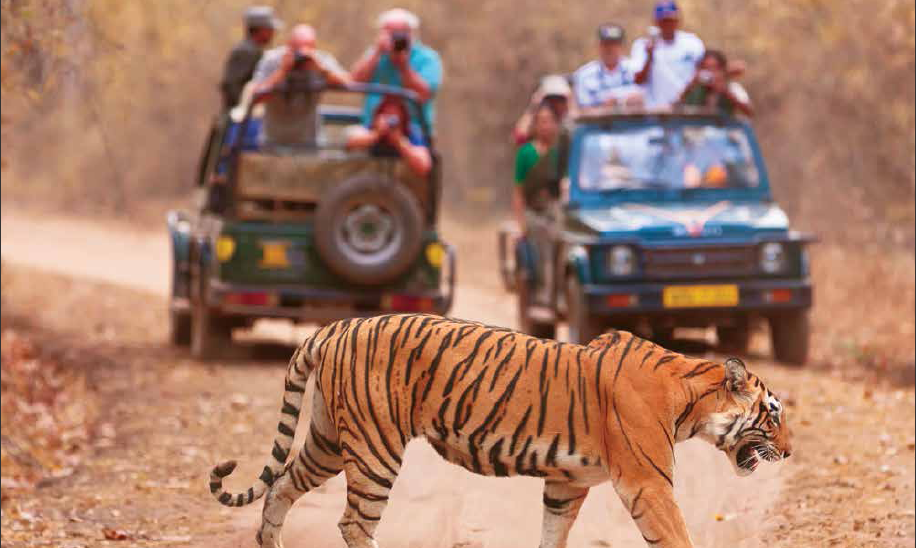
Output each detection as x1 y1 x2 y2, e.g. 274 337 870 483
539 482 589 548
336 436 404 548
259 394 342 548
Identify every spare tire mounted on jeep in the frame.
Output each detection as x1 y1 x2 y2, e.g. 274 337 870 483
315 174 424 286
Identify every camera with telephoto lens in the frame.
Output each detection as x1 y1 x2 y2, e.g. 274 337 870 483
383 114 401 129
292 51 312 69
391 31 411 52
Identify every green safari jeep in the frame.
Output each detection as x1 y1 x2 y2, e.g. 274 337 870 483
167 83 455 358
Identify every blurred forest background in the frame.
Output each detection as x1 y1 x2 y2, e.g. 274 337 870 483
1 0 914 248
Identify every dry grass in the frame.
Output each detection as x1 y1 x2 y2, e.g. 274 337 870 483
809 245 916 384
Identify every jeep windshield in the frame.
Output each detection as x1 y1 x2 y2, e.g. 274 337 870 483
576 120 762 196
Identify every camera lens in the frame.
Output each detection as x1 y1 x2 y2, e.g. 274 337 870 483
391 31 410 52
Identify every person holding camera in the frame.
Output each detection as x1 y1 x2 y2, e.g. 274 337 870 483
253 24 349 93
631 1 705 108
219 6 281 111
346 95 432 177
677 50 753 117
350 8 443 132
572 23 643 111
512 75 573 146
250 24 350 147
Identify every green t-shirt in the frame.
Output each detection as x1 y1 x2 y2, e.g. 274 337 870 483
681 82 744 117
514 142 542 186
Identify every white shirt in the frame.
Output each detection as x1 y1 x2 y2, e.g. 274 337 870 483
573 58 641 108
630 30 705 107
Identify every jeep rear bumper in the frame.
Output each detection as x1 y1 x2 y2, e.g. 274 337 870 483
203 282 452 322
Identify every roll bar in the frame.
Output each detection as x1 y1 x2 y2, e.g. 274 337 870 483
246 80 430 142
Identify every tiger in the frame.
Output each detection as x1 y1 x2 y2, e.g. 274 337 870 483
208 314 792 548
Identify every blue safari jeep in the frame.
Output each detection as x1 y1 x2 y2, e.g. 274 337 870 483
499 108 814 364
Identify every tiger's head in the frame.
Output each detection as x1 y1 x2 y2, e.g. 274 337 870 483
708 358 793 477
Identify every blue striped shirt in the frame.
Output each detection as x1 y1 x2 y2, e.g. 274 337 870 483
573 58 640 108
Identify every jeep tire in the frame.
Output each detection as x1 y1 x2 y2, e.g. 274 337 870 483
315 174 424 286
566 276 604 345
169 309 192 347
190 265 232 360
516 270 556 340
717 319 751 355
769 310 810 366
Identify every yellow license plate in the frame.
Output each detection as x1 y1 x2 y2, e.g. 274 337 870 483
663 285 739 308
259 241 290 269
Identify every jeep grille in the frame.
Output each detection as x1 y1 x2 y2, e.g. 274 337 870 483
643 246 757 279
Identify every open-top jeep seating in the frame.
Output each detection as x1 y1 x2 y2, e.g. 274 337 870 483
168 82 455 358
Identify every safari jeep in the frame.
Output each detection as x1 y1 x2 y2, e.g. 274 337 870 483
168 83 454 359
499 108 814 364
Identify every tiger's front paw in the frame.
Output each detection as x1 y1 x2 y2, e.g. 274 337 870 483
256 526 284 548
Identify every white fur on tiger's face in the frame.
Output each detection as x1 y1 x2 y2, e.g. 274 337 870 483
207 315 792 548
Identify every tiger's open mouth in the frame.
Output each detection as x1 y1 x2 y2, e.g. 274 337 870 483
736 442 779 471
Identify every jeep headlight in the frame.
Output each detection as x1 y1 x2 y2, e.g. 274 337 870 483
760 242 786 274
608 245 637 277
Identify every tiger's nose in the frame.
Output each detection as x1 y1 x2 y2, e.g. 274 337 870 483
783 449 792 458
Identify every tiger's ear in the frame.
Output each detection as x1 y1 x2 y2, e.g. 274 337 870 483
724 358 748 393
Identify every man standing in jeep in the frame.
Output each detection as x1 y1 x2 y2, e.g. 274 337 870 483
252 24 350 147
219 6 281 111
631 1 705 108
351 8 443 132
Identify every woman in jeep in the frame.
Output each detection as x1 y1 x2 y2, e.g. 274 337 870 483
512 101 561 233
346 95 432 176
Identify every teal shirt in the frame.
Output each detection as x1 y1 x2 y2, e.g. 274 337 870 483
361 41 443 131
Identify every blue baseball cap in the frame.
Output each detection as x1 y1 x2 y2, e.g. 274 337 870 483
654 1 680 20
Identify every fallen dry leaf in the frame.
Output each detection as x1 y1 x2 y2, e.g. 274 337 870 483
102 527 132 541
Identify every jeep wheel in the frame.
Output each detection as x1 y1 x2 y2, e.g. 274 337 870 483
717 320 751 355
190 268 231 360
169 309 191 347
315 174 424 286
516 270 556 340
566 276 604 345
769 311 810 366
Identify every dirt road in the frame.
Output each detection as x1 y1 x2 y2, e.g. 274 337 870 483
1 209 913 548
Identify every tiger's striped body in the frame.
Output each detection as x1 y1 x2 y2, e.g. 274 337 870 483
209 314 791 548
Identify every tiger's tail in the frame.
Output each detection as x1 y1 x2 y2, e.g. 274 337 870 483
208 334 318 507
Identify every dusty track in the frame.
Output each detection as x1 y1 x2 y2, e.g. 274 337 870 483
1 209 913 547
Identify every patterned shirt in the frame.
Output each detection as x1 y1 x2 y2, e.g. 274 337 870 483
573 58 640 108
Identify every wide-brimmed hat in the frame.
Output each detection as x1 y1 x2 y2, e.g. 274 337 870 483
539 74 572 98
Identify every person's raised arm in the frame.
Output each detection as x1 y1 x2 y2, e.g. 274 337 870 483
392 48 441 103
722 82 754 117
313 53 351 87
345 126 381 150
393 133 432 176
351 32 388 82
254 49 292 94
632 37 654 85
512 89 545 145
